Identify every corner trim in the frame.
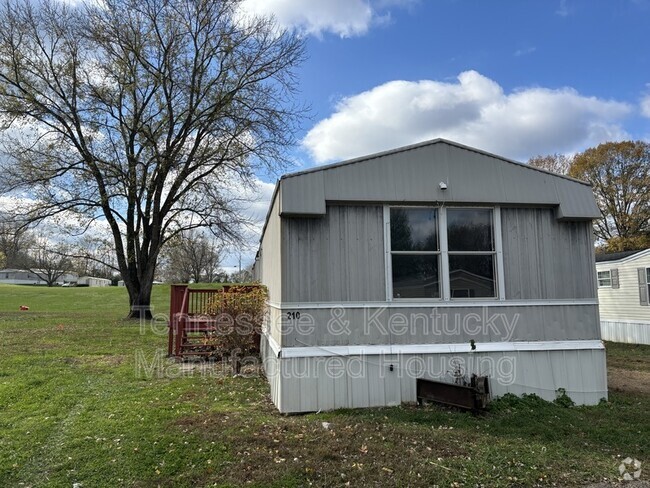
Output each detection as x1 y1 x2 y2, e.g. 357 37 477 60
265 333 282 358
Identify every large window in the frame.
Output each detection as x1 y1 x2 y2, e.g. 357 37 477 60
447 208 496 298
390 207 440 298
597 270 612 288
389 206 497 300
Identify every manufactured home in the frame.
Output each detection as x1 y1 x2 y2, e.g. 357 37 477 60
0 269 77 285
253 139 607 413
0 269 47 285
596 249 650 345
77 276 111 287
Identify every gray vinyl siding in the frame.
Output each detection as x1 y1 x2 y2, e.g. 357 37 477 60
279 140 600 220
280 205 596 304
501 208 597 300
278 304 600 347
281 205 386 303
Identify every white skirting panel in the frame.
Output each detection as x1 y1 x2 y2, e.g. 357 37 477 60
600 320 650 345
261 335 282 410
261 344 608 413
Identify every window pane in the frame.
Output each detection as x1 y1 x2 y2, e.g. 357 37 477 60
449 255 495 298
597 270 611 287
392 255 440 298
646 268 650 284
390 207 438 251
447 209 494 251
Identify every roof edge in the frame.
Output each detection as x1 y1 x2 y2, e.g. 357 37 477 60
595 248 650 265
254 138 595 257
281 138 592 187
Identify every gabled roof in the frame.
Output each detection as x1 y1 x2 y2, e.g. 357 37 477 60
257 138 601 248
282 138 590 186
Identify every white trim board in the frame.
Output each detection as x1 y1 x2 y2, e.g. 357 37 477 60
267 299 598 310
265 333 282 358
494 207 506 301
267 339 604 359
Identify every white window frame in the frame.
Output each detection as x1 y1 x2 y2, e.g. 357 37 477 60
384 205 504 302
646 267 650 298
597 270 612 288
385 205 443 301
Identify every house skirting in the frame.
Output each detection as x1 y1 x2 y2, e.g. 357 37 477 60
600 319 650 345
261 335 608 413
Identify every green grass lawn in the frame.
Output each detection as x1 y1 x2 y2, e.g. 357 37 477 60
0 284 648 487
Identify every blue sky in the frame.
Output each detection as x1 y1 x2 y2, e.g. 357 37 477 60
230 0 650 268
286 0 650 166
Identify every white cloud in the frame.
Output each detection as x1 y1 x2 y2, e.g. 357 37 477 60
641 93 650 118
303 70 632 163
238 0 412 37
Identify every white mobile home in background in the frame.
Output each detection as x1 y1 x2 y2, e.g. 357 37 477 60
0 269 78 285
0 269 46 285
77 276 112 287
253 138 607 413
596 249 650 345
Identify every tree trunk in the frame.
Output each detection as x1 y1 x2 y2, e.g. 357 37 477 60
127 280 154 319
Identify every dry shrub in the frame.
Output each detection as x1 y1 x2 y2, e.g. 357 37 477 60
203 284 268 373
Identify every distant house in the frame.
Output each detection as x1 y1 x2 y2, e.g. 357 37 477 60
77 276 111 287
117 280 125 287
0 269 77 285
596 249 650 345
253 138 607 413
0 269 47 285
58 272 78 285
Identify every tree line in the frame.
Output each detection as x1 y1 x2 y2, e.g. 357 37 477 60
529 141 650 253
0 220 251 286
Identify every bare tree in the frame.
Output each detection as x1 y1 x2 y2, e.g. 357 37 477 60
528 153 573 175
68 236 120 280
0 0 304 317
26 241 72 287
229 265 253 283
0 217 34 268
161 230 222 283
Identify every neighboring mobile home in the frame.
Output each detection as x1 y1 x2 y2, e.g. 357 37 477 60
77 276 111 287
253 139 607 413
595 249 650 345
0 269 78 285
0 268 46 285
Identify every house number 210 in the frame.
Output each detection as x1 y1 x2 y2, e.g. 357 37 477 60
286 311 301 320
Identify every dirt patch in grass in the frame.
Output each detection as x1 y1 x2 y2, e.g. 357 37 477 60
608 367 650 395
